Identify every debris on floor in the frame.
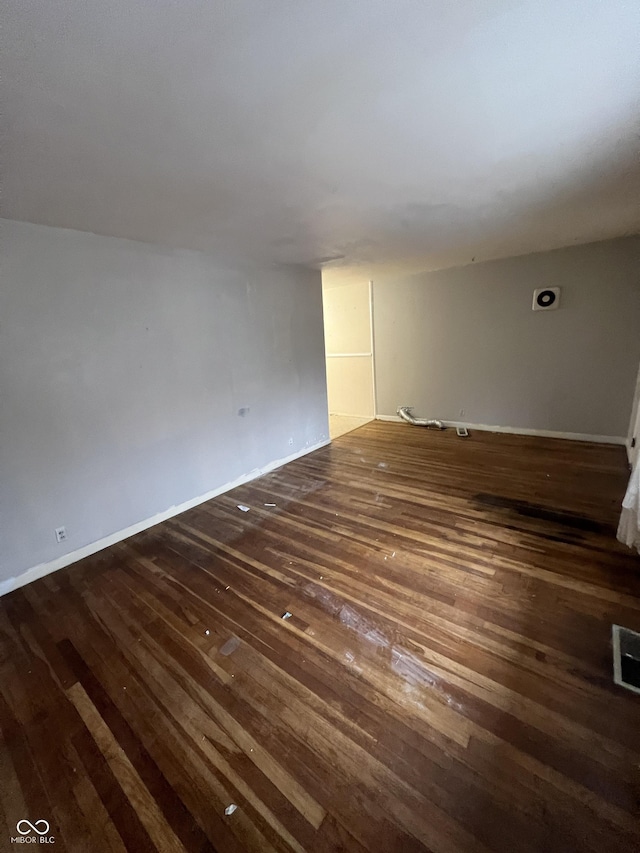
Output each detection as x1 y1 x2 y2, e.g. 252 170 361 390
205 630 210 636
281 611 292 620
237 504 250 512
224 804 237 816
398 406 444 430
264 502 277 507
219 636 241 656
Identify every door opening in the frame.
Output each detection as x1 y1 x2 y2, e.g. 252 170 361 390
321 277 376 439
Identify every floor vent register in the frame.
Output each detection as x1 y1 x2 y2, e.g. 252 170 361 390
612 625 640 695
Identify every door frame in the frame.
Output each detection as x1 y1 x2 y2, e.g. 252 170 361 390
627 360 640 467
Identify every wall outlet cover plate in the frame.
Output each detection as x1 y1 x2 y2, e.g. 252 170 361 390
456 426 469 437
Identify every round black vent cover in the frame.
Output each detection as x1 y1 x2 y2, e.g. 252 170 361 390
536 289 556 308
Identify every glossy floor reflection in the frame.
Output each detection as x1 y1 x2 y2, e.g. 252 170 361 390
1 422 639 852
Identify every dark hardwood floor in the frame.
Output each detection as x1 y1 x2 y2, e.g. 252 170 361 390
1 421 640 852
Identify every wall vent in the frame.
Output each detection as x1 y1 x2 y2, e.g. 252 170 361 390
532 287 560 311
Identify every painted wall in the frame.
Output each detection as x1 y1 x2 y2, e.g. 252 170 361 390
322 280 375 418
0 220 328 587
374 236 640 440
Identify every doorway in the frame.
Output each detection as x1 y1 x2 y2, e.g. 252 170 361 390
322 277 376 439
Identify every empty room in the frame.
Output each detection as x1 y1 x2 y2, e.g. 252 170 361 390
2 2 640 851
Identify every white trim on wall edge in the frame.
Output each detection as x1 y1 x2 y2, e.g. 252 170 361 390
375 414 625 445
0 439 330 598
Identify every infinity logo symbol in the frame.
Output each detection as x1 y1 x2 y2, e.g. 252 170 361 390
16 820 50 836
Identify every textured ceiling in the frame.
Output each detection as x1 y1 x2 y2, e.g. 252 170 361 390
3 0 640 274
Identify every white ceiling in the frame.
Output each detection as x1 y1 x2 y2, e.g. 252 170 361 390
3 0 640 275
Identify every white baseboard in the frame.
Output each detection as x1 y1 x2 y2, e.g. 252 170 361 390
0 439 330 598
375 414 625 445
329 412 375 420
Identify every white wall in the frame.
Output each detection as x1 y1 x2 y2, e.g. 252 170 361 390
322 279 375 418
374 236 640 440
0 220 328 589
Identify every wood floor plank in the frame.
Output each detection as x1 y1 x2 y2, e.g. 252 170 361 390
1 422 639 852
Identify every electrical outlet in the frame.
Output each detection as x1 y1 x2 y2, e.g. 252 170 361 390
288 437 294 446
55 526 67 543
459 409 465 417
